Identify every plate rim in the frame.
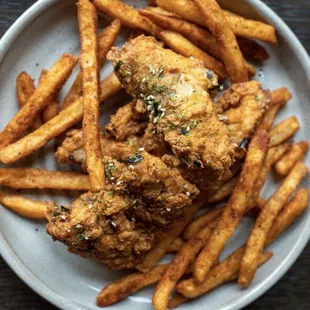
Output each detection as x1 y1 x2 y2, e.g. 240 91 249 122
0 1 309 310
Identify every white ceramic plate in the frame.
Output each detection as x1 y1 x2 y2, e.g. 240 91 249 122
0 0 309 309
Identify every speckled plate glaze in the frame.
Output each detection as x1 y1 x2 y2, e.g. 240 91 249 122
0 0 309 309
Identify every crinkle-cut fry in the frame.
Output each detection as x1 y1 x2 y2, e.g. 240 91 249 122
158 30 227 80
207 177 238 204
140 8 221 59
94 0 161 37
0 54 78 150
238 161 308 287
0 73 122 164
237 37 270 61
223 10 277 44
78 0 104 192
97 264 168 307
183 207 224 240
152 218 220 310
275 141 309 176
258 88 292 132
192 0 248 83
193 130 269 284
154 0 276 43
167 237 185 253
269 116 300 147
177 250 273 300
0 168 90 191
136 199 203 273
248 143 292 210
265 188 309 246
16 72 42 130
39 69 60 123
0 190 50 219
62 19 121 110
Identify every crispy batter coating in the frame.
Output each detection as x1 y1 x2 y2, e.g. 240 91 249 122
216 81 271 145
108 35 235 181
105 100 148 141
47 152 199 269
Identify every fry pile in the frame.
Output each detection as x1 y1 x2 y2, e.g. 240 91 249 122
0 0 308 309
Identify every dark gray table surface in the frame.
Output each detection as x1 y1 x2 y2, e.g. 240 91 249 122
0 1 309 309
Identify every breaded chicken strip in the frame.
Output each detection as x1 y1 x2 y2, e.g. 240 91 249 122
107 35 235 181
216 81 271 145
47 152 199 269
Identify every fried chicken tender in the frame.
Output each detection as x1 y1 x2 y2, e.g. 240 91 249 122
216 81 271 145
105 100 148 141
47 152 199 269
107 35 235 181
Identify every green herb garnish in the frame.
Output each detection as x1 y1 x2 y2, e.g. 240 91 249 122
114 60 123 72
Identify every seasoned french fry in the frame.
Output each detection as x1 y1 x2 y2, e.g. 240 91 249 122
97 264 168 307
78 0 105 191
207 177 238 204
224 10 277 44
238 161 308 287
136 201 202 272
183 207 224 240
0 54 78 150
167 237 185 253
158 30 227 80
193 130 269 284
237 37 270 61
39 69 60 122
248 143 292 209
275 141 309 176
269 116 300 147
0 73 122 164
16 72 42 130
0 168 90 190
177 249 273 300
258 88 292 132
168 293 189 309
155 0 276 43
140 8 221 59
192 0 248 83
94 0 161 37
63 19 121 110
143 6 181 18
265 188 309 246
0 190 49 219
153 218 220 310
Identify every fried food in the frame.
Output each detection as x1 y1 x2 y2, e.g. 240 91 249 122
269 116 300 147
0 190 49 219
207 177 238 204
94 0 161 37
216 81 271 145
108 35 235 188
0 73 122 164
168 237 185 253
258 87 292 131
63 19 121 110
0 54 78 150
237 37 270 61
105 100 148 141
78 0 104 191
275 141 309 176
183 207 224 240
0 168 90 190
16 72 42 130
39 69 61 122
193 130 269 283
238 161 308 286
192 0 248 83
158 30 227 80
47 150 199 269
97 264 168 306
155 0 277 43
